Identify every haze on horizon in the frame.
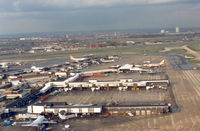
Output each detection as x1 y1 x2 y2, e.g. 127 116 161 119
0 0 200 35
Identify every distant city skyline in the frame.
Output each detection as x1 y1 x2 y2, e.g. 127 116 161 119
0 0 200 35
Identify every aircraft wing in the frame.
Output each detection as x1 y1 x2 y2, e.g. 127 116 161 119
12 121 30 126
21 121 57 126
42 121 57 124
21 123 37 127
14 122 30 124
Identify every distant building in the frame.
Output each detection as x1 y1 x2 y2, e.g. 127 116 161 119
176 27 180 33
126 41 135 44
160 29 165 34
114 32 117 37
66 34 69 39
19 38 26 41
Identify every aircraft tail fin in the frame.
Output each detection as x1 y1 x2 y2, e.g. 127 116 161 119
160 60 165 65
70 55 74 60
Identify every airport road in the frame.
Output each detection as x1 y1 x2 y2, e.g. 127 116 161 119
162 45 200 61
182 45 200 61
94 63 200 130
0 126 38 131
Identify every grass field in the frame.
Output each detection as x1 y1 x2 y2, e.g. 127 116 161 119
0 39 199 61
195 66 200 71
184 53 195 57
188 42 200 51
165 49 187 54
0 44 166 60
0 42 32 49
81 35 186 44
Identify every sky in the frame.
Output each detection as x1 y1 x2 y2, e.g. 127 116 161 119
0 0 200 35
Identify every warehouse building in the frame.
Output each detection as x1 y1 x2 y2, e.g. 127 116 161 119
65 79 169 90
27 103 102 116
27 102 171 117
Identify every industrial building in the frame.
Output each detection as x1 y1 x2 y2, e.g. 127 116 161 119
39 64 168 93
28 103 102 115
176 27 180 33
65 79 169 91
27 102 171 117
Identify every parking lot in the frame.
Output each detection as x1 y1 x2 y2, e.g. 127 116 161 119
46 90 169 105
